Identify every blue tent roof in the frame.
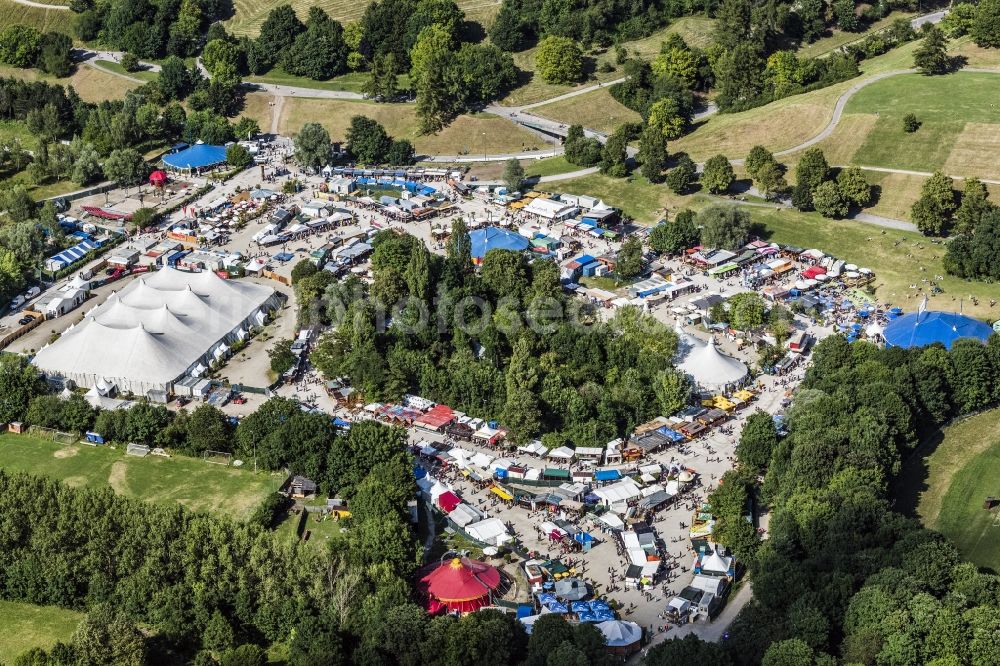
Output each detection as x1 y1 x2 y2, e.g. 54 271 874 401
163 143 228 169
470 226 530 258
594 469 621 482
884 310 993 349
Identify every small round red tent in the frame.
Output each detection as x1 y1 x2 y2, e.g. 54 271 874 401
149 170 168 187
420 557 501 614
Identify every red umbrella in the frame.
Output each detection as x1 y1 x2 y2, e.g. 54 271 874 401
420 557 501 613
149 170 168 187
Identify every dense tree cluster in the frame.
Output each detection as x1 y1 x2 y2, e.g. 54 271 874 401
0 26 73 76
944 204 1000 281
72 0 231 58
789 147 870 218
306 226 689 446
662 332 1000 665
489 0 674 50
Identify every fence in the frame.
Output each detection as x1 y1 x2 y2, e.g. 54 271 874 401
0 314 45 351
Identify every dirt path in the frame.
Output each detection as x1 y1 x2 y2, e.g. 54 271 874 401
270 94 284 135
9 0 69 9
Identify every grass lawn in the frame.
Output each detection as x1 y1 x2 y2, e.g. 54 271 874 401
93 60 159 83
902 408 1000 573
247 70 410 94
796 11 916 59
0 64 138 103
0 0 75 34
0 600 82 658
845 71 1000 178
530 87 642 135
0 434 277 520
278 98 543 155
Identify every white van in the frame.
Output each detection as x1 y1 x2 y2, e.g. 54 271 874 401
9 295 25 310
25 286 40 299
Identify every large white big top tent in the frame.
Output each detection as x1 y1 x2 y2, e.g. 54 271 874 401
677 336 748 392
32 268 280 395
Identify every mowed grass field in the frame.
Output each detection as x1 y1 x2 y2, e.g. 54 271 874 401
0 601 82 657
0 0 75 33
908 409 1000 573
0 64 139 103
277 98 543 154
0 434 276 520
844 72 1000 179
530 87 642 135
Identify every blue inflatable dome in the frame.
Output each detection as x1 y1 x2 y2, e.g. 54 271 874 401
163 143 228 170
469 226 530 259
883 310 993 349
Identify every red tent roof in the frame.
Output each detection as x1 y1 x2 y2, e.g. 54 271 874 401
437 491 461 513
801 265 827 279
415 404 455 430
149 170 168 186
420 557 501 613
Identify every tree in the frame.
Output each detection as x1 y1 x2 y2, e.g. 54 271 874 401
737 409 780 471
755 161 788 199
535 36 582 84
291 259 318 284
954 177 994 235
363 52 400 101
812 181 849 218
489 0 524 51
186 405 232 455
386 139 415 165
158 56 193 101
702 154 735 194
233 117 261 141
226 144 253 170
646 635 733 665
0 25 41 68
72 607 147 666
129 207 157 232
836 167 872 206
102 148 145 188
599 124 632 177
914 25 950 74
795 148 829 192
647 97 687 140
791 181 813 211
942 2 978 37
697 205 751 250
564 125 602 167
666 155 697 194
502 158 525 192
728 292 766 330
972 0 1000 48
282 8 349 80
38 31 72 77
616 236 643 279
294 122 331 168
654 369 690 416
638 124 667 183
745 145 775 180
502 337 541 444
762 639 814 666
202 610 236 653
346 116 391 164
833 0 861 32
649 210 699 254
911 171 956 236
903 113 921 132
256 4 306 69
409 24 455 134
269 339 297 374
202 39 242 79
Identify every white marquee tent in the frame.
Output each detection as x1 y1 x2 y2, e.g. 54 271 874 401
32 268 280 395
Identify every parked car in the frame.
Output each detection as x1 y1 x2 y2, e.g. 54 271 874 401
9 295 25 310
18 316 33 326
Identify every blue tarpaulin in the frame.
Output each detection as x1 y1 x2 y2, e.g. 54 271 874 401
656 426 686 442
516 604 534 619
47 239 98 270
573 532 594 545
594 469 621 482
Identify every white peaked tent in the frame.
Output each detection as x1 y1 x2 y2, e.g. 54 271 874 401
32 267 280 395
674 321 706 361
596 620 643 648
678 337 748 392
701 549 734 576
